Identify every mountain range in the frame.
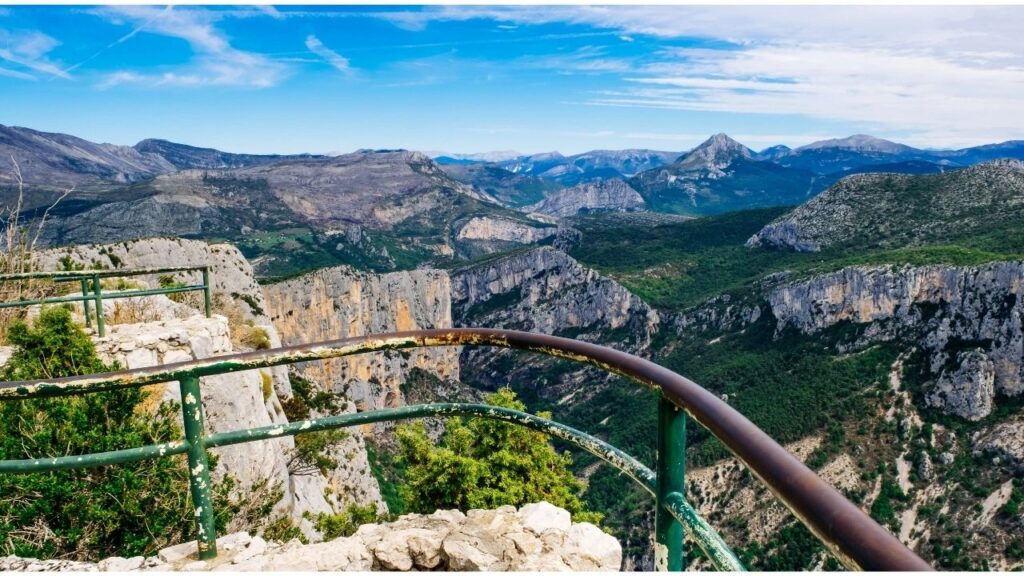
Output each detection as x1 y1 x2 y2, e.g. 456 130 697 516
3 121 1024 275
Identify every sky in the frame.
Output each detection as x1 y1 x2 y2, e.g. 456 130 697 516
1 5 1023 156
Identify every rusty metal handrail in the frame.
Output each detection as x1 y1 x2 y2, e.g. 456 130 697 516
0 328 931 571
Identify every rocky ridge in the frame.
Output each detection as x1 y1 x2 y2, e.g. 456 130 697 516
524 179 645 218
747 159 1024 251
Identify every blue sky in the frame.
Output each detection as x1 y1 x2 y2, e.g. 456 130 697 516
2 5 1023 155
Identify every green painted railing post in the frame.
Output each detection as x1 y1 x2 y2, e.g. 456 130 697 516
79 278 91 328
91 274 105 337
178 374 218 559
656 397 686 571
201 267 212 318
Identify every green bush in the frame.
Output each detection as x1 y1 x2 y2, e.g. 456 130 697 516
0 308 194 559
313 503 380 540
395 388 601 524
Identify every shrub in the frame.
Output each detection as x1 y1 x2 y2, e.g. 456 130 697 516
0 307 197 560
313 503 380 540
395 388 601 524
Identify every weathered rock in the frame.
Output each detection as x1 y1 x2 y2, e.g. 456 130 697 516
916 451 934 481
519 501 572 534
3 503 622 572
973 418 1024 471
926 349 996 421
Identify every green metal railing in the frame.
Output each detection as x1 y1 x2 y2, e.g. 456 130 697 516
0 328 932 571
0 266 213 336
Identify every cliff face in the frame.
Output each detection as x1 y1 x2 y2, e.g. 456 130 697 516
455 217 557 244
263 266 460 415
451 247 658 396
524 179 645 218
768 262 1024 420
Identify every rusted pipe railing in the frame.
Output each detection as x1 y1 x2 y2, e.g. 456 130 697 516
0 328 931 571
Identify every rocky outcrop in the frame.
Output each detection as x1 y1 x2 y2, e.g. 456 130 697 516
768 262 1024 419
34 238 271 323
926 349 996 421
455 216 557 244
747 159 1024 251
524 179 645 218
0 503 622 572
263 265 460 415
973 418 1024 471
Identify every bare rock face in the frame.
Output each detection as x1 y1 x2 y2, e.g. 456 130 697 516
524 179 645 218
34 238 270 324
973 418 1024 471
926 349 997 420
3 502 622 572
451 247 658 397
264 265 460 415
91 315 335 527
452 247 658 344
768 262 1024 419
455 216 557 243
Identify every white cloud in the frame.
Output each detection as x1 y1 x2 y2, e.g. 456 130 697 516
94 6 286 88
0 28 69 79
592 44 1024 147
376 6 1024 147
305 35 351 73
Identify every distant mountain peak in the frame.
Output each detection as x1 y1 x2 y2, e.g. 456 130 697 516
796 134 914 154
677 133 753 171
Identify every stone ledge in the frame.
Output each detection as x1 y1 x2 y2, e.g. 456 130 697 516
0 502 621 572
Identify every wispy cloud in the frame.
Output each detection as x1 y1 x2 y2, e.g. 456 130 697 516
0 28 69 79
305 35 351 73
93 6 287 88
372 5 1024 147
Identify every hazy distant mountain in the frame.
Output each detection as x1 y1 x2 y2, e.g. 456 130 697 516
628 134 818 215
437 149 680 186
440 163 563 207
432 150 522 164
756 144 792 161
134 139 322 170
0 123 174 199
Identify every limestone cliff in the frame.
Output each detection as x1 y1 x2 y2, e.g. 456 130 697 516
451 247 658 397
455 216 557 244
767 262 1024 420
263 265 460 415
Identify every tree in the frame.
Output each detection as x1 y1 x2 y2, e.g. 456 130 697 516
0 307 196 559
395 388 601 523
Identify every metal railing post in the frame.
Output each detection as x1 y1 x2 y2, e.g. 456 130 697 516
79 278 91 328
655 397 686 571
91 274 105 337
202 267 212 318
178 374 218 559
